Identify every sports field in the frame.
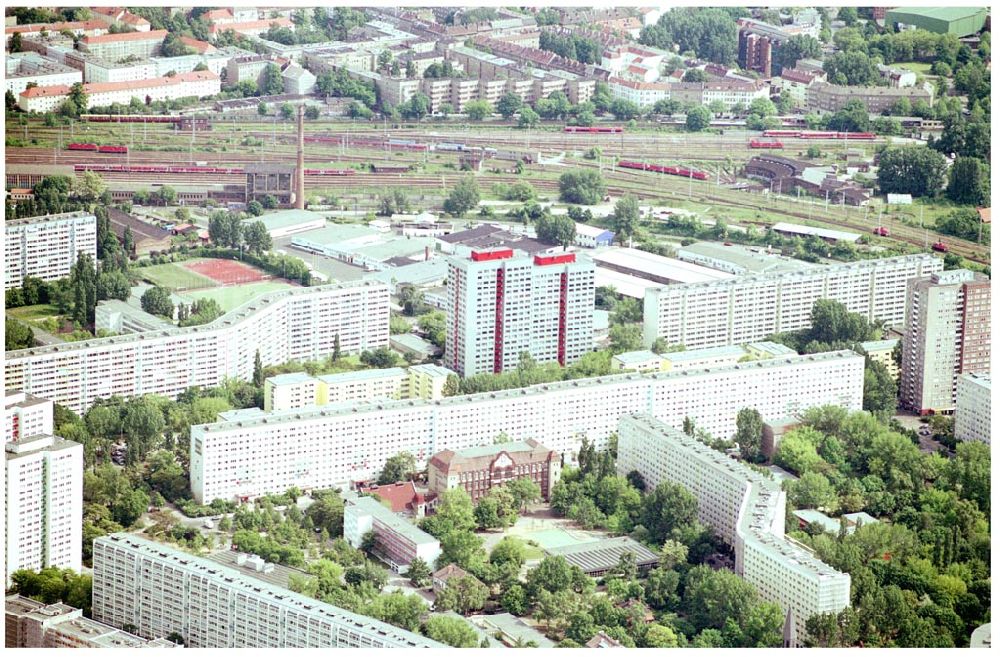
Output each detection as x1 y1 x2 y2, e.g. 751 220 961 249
184 258 271 285
522 528 581 550
176 280 295 312
139 263 216 290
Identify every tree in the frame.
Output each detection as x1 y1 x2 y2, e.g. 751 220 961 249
422 615 479 648
683 565 761 631
304 105 320 120
535 213 577 248
639 8 738 64
279 103 294 120
463 99 492 121
609 324 642 354
496 92 522 119
772 34 821 74
504 478 541 512
421 488 476 538
260 63 284 95
97 271 130 302
253 350 264 387
640 481 699 544
645 624 680 648
70 252 98 326
612 194 640 243
876 145 947 198
824 50 879 86
682 68 708 83
558 170 606 205
826 99 870 133
6 318 33 351
400 92 430 119
735 408 764 462
609 98 641 120
141 286 173 318
436 574 488 614
685 106 712 132
243 221 273 255
161 32 197 57
378 452 416 485
937 208 988 244
10 31 23 52
6 89 18 111
945 157 989 206
442 177 480 216
407 556 431 587
500 583 528 615
863 358 898 414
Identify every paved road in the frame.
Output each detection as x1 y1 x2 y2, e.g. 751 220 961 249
273 235 369 282
28 324 66 346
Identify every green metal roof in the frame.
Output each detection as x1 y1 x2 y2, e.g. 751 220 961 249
884 7 988 37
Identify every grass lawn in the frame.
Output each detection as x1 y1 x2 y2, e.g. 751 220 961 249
140 263 217 291
894 62 933 74
7 304 61 322
176 280 295 312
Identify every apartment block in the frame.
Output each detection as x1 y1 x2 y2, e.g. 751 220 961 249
954 373 991 443
807 82 934 114
190 351 864 503
900 270 991 414
427 439 561 503
263 364 452 411
617 415 850 645
5 390 54 443
342 494 441 572
5 595 177 648
5 212 97 289
856 339 900 381
445 250 595 376
77 29 168 59
5 281 390 415
5 434 83 584
91 534 441 648
17 71 221 113
4 52 82 95
643 254 943 349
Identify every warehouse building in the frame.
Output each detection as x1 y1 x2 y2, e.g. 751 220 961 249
544 536 660 577
248 209 326 239
884 7 988 37
190 350 864 503
592 247 734 285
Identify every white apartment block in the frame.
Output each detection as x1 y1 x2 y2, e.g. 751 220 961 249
5 212 97 289
5 281 390 415
342 494 441 573
18 71 221 113
83 58 158 84
77 29 168 60
445 250 595 377
264 364 452 412
617 414 850 645
5 434 83 584
4 52 82 95
954 373 991 444
643 254 944 349
608 76 671 107
190 351 864 503
5 390 54 443
6 595 178 648
91 534 442 648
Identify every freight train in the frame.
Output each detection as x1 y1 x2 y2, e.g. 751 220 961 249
749 140 783 149
67 143 129 154
73 164 355 176
762 130 876 140
564 126 625 133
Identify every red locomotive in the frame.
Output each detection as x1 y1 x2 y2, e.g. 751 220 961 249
617 160 709 180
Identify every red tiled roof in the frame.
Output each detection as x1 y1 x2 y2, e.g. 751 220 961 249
81 29 167 44
179 36 216 53
977 207 991 224
121 14 151 26
20 85 71 98
780 67 817 84
202 9 235 22
6 20 104 34
82 70 218 94
432 563 469 582
361 481 419 514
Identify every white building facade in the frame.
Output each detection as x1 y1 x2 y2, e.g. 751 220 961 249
190 351 864 503
91 533 442 648
643 254 943 349
954 373 990 443
342 494 441 573
5 434 83 584
445 250 595 376
5 212 97 289
617 414 850 645
5 281 390 415
5 390 54 443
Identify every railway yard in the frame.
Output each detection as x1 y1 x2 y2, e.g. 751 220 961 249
5 115 990 266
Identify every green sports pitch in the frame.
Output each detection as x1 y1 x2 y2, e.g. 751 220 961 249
176 281 296 312
139 263 216 291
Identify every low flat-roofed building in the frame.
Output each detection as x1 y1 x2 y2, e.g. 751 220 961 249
343 493 440 572
544 536 660 577
675 242 817 275
661 345 747 371
611 350 665 372
592 247 735 286
428 439 561 503
745 341 799 359
574 223 615 248
793 509 842 534
771 222 860 244
762 416 801 460
95 300 174 335
251 209 327 239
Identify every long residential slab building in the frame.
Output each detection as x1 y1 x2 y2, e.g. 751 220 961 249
5 281 390 414
5 211 97 289
190 350 864 503
616 414 850 646
643 254 943 349
91 533 442 648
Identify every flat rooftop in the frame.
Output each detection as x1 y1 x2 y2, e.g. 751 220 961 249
593 247 735 284
772 222 860 243
676 241 817 274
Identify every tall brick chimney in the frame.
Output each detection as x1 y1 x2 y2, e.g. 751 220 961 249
296 105 305 210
